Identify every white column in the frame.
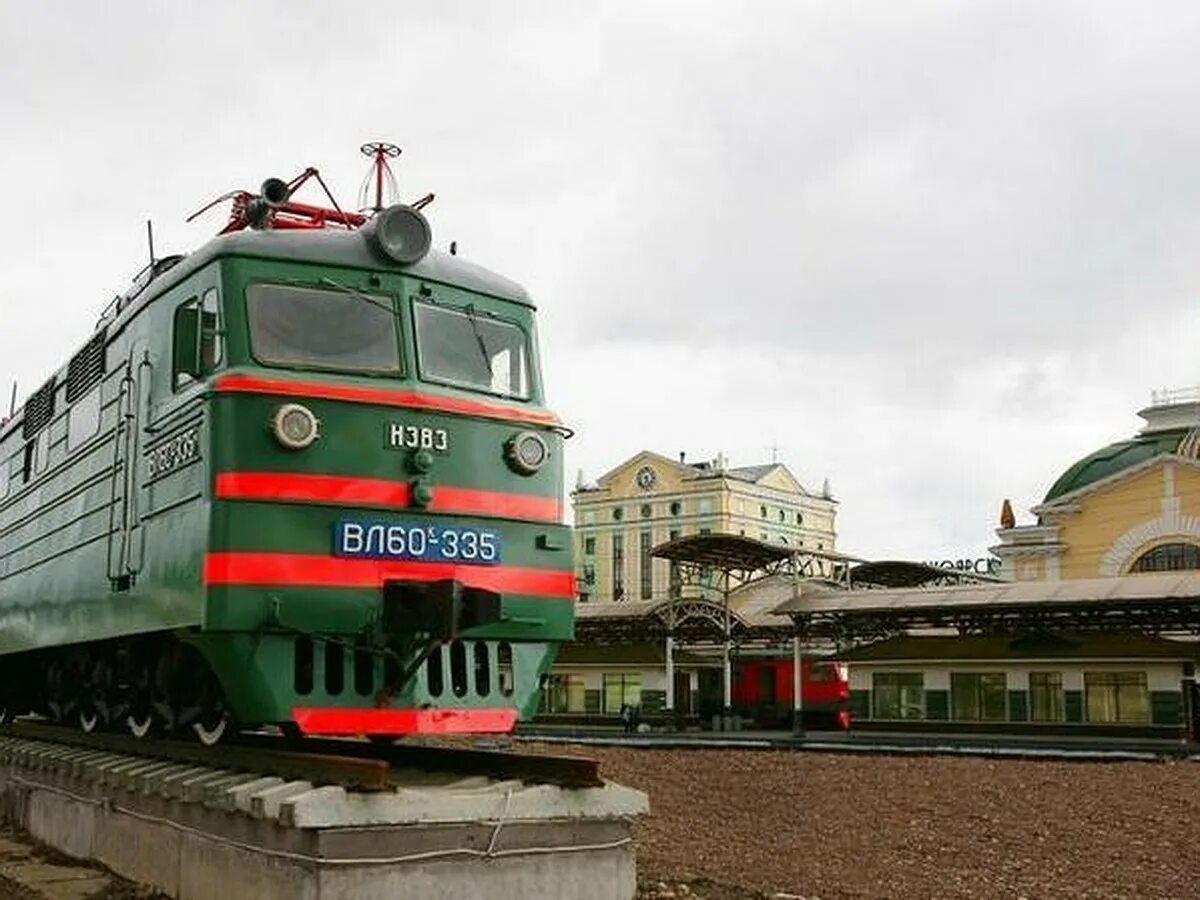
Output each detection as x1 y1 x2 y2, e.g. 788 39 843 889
665 633 675 711
793 634 804 734
723 599 732 712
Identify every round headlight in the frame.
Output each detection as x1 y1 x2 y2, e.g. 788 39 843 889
271 403 319 450
364 204 432 265
505 431 548 475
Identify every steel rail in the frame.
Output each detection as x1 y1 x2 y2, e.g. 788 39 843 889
236 732 604 790
0 721 391 791
0 720 603 790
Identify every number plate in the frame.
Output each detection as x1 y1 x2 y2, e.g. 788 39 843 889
334 520 501 565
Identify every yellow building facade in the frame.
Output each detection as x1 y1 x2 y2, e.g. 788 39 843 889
993 391 1200 581
573 451 837 602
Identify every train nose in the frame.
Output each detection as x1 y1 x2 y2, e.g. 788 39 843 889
382 579 502 640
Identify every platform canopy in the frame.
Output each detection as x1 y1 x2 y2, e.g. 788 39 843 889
775 571 1200 639
651 533 791 574
847 560 1004 590
651 533 865 588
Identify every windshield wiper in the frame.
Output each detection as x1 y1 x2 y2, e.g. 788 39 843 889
463 303 494 377
316 277 400 319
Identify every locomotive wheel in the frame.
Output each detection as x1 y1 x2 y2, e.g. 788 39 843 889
127 708 155 739
193 710 230 747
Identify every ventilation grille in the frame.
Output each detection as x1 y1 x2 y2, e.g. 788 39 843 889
66 329 107 402
22 379 56 439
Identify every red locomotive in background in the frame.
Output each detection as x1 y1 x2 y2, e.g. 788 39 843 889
731 656 850 730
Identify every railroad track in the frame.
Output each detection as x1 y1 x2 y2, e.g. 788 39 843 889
0 720 602 791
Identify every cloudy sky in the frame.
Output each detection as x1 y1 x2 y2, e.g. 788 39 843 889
3 1 1200 561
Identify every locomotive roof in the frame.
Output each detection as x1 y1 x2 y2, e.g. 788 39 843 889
153 227 535 309
0 227 535 444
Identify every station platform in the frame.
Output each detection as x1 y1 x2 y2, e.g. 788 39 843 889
517 723 1200 761
0 734 648 900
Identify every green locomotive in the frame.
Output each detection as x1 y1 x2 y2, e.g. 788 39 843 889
0 149 573 744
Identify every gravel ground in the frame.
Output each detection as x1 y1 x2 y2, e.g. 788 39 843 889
527 744 1200 899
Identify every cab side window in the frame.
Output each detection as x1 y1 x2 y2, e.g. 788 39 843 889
174 288 223 389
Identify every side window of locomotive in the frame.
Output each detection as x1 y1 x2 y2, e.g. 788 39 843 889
66 387 102 452
65 329 106 452
174 289 223 390
246 284 401 374
413 301 530 400
33 429 51 477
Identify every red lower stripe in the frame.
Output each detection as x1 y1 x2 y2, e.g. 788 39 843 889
291 707 518 735
203 552 575 598
215 373 561 427
215 472 562 522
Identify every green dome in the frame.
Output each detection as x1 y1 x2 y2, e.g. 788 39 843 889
1043 428 1186 503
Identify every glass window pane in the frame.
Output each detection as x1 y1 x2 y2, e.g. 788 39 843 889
951 673 979 720
874 673 923 719
898 675 925 719
414 301 529 398
1029 672 1064 722
1085 672 1119 723
248 284 400 373
623 674 642 707
1130 542 1200 572
981 673 1007 721
67 386 102 452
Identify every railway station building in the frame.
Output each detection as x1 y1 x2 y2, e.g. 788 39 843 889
571 450 837 604
790 388 1200 739
537 392 1200 740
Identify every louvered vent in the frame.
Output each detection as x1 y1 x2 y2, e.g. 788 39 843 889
66 329 107 402
22 379 56 439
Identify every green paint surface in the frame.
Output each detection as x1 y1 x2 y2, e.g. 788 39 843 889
1008 690 1029 722
1151 690 1183 725
924 689 949 720
850 689 870 719
0 236 573 728
1064 690 1084 723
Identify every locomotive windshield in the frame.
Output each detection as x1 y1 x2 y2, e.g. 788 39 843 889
413 300 530 399
247 284 401 374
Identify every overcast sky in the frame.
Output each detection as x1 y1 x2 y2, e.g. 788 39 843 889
3 1 1200 562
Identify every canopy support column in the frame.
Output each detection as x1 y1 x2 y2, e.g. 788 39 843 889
665 633 675 714
792 634 804 737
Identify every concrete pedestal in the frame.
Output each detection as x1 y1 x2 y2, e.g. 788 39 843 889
0 736 647 900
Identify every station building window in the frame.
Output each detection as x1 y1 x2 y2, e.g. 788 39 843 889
872 672 924 719
1029 672 1064 722
583 536 595 556
668 529 682 598
950 672 1007 721
669 501 682 516
612 534 624 600
639 530 653 599
1084 671 1149 723
602 673 642 713
542 674 585 713
1130 543 1200 573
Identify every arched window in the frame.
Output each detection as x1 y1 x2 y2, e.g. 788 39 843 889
1129 542 1200 573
